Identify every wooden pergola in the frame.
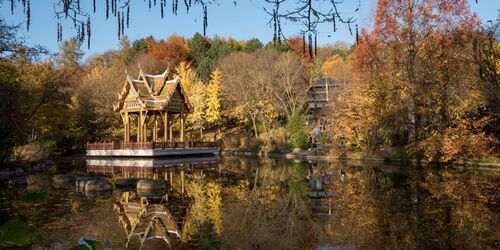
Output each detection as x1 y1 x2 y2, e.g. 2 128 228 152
113 68 190 143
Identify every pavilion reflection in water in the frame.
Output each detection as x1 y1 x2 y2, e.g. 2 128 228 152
114 192 182 248
86 157 220 178
86 157 222 248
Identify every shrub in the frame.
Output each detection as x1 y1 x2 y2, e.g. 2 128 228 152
259 128 289 153
287 111 308 149
11 141 55 162
239 136 262 152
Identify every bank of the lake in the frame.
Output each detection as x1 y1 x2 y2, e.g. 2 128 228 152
221 150 500 169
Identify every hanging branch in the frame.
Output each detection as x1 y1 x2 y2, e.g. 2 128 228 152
160 0 164 18
26 0 31 31
106 0 109 19
87 17 91 49
314 33 317 56
118 10 121 39
264 0 359 53
202 3 208 36
127 5 130 27
121 11 125 36
173 0 178 15
355 24 359 44
10 0 216 49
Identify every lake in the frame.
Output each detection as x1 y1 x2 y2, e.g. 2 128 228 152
1 156 498 249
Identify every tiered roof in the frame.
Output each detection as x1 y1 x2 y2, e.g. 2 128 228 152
114 198 180 248
114 68 191 113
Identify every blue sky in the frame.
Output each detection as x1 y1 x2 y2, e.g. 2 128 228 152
1 0 499 60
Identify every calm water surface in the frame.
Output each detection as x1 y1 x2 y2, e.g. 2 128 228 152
1 156 498 249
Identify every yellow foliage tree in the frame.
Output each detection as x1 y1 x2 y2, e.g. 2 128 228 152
174 61 197 96
321 54 352 82
205 68 222 125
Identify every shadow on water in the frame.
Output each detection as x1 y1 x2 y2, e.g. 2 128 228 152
0 156 498 249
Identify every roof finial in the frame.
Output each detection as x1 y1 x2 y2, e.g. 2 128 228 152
125 68 128 75
138 63 142 71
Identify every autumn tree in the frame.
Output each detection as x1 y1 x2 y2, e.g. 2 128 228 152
221 49 307 136
221 51 275 137
353 0 493 160
145 34 188 68
174 61 197 95
268 52 308 117
0 61 23 163
205 68 222 125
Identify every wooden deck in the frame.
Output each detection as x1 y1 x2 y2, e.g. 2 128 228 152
86 141 220 157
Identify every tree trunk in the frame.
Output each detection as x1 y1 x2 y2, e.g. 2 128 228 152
251 114 258 138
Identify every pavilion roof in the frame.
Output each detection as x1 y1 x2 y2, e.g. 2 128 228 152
113 68 191 113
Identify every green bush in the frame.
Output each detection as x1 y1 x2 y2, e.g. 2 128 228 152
287 111 308 149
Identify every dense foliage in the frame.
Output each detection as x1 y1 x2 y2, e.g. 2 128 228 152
0 0 498 164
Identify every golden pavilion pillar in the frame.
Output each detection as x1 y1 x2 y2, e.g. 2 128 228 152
137 112 142 142
169 114 173 142
163 111 168 142
180 107 185 142
153 115 158 142
124 110 130 142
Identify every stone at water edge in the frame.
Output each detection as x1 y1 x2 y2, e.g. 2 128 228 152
84 179 112 192
115 178 141 189
0 170 9 181
8 176 27 186
136 179 167 191
52 175 76 184
75 177 94 190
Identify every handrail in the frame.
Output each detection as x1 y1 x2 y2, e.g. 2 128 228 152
86 140 221 150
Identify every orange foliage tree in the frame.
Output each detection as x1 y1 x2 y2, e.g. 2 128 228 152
351 0 496 160
146 34 188 67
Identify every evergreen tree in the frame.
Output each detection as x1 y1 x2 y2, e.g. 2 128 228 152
124 38 148 65
56 37 84 67
243 38 263 53
188 32 210 66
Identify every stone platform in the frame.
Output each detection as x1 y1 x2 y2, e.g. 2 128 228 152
86 141 219 157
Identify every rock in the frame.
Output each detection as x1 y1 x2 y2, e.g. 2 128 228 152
32 164 42 171
43 160 54 167
115 178 140 189
136 179 167 191
136 188 167 198
84 179 112 192
8 176 27 186
84 189 112 199
26 174 49 191
13 168 24 176
75 177 94 190
0 170 10 181
52 175 76 184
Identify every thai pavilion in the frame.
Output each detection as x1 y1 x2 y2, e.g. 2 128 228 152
113 67 189 143
86 67 218 157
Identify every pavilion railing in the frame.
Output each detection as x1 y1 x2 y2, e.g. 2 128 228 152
86 140 221 150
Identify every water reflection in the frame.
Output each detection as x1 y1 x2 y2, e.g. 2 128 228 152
0 157 498 249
